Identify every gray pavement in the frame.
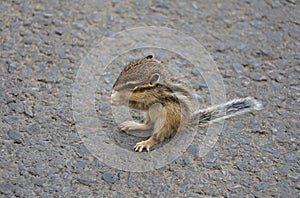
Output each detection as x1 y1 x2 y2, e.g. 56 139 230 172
1 0 299 197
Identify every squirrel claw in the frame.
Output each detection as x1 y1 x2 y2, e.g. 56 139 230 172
133 140 151 152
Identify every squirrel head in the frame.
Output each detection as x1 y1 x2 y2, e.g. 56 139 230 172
111 55 166 107
113 55 163 92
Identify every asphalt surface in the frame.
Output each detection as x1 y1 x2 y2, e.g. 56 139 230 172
1 0 299 197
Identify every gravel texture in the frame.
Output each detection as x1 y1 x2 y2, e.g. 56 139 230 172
1 0 299 197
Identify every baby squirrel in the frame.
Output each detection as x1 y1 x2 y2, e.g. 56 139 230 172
111 55 262 152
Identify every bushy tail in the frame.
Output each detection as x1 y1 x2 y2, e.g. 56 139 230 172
195 97 262 125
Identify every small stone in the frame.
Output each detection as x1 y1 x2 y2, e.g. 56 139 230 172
232 151 239 159
273 152 280 159
111 0 120 4
238 44 247 51
160 2 168 8
191 68 200 76
7 61 19 73
3 43 13 51
79 144 90 155
285 153 295 162
289 143 297 151
232 63 245 74
291 86 300 91
54 29 63 36
93 157 99 167
49 176 57 184
286 0 296 4
250 73 268 81
252 118 260 131
34 178 44 186
23 21 31 26
135 1 149 9
102 173 116 184
151 188 161 197
27 123 41 134
216 45 229 52
194 92 203 101
59 52 68 59
271 0 281 8
7 130 23 144
252 62 262 69
188 144 199 159
28 167 40 176
270 127 278 134
62 187 69 193
203 152 217 163
182 157 190 165
229 184 243 191
287 174 299 181
8 102 24 113
249 160 256 166
261 47 272 57
10 21 20 29
198 82 208 88
143 186 151 194
192 2 198 9
77 178 98 186
23 38 33 45
254 12 263 19
236 161 244 171
251 21 264 29
4 93 14 103
0 183 14 195
255 182 265 191
151 176 161 183
24 100 34 117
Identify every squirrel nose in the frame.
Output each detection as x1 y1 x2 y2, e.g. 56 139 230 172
110 91 122 106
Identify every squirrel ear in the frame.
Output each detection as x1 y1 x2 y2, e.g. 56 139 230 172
149 73 160 85
145 55 154 59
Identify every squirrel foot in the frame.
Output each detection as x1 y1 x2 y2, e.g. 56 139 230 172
133 136 157 152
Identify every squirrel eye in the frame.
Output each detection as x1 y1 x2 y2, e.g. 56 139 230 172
146 55 153 59
126 83 137 90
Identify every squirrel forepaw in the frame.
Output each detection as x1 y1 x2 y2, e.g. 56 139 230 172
119 121 151 131
119 121 140 131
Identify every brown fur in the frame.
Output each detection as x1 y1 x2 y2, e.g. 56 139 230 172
111 55 262 152
111 55 193 152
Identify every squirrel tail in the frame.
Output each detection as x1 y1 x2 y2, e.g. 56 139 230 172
195 97 262 125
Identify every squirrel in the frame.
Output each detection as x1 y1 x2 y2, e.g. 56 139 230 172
110 55 262 152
